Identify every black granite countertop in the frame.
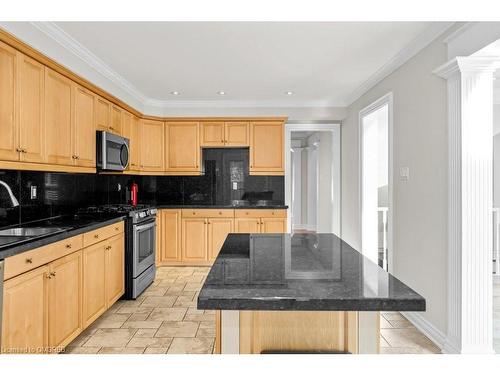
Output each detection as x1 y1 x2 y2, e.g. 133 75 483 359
197 233 426 312
0 214 126 260
155 204 288 209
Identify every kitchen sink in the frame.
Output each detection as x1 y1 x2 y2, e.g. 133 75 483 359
0 227 69 237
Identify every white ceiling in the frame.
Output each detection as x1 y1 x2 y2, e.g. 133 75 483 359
0 22 453 115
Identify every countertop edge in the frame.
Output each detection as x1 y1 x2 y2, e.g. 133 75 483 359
0 216 126 260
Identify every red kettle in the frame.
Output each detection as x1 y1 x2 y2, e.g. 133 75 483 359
130 182 138 206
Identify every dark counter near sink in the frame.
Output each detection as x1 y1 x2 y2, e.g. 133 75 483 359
198 233 426 312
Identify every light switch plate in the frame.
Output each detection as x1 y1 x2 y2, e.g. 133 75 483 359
400 167 410 182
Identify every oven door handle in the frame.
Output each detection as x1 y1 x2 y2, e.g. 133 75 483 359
134 221 156 232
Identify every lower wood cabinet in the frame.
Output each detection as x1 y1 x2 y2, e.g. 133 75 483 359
1 222 125 353
156 208 287 266
1 265 49 352
48 250 82 349
83 233 124 327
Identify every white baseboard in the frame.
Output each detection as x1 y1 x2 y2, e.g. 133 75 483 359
401 312 447 353
292 224 316 231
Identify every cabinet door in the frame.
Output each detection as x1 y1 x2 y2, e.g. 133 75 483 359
48 250 82 348
73 85 95 167
235 218 261 233
140 119 164 172
0 41 18 161
82 241 107 328
208 218 234 261
106 234 125 307
182 218 208 262
95 96 110 132
45 68 73 166
249 121 284 175
200 121 224 147
165 122 200 172
261 218 287 233
225 121 249 147
121 112 141 171
1 265 49 353
110 105 122 135
18 53 45 163
157 209 182 263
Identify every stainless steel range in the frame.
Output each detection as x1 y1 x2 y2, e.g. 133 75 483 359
76 204 156 299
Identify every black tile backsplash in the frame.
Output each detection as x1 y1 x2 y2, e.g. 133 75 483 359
0 148 284 228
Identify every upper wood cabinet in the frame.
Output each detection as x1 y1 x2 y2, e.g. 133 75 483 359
95 96 111 132
249 121 284 175
165 122 200 173
122 113 141 171
200 121 225 147
44 68 74 166
225 121 249 146
1 265 49 352
110 105 122 135
200 121 249 147
0 41 18 161
156 209 182 264
73 85 95 167
140 119 164 172
18 53 45 164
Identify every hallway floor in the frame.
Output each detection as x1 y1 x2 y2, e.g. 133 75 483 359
65 266 440 354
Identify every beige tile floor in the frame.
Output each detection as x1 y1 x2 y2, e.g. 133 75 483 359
65 266 440 354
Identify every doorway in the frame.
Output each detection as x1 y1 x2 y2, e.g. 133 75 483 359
359 93 393 271
285 123 341 235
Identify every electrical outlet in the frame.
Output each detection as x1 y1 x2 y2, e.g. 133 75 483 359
400 167 410 182
30 185 37 199
232 182 238 190
117 183 121 191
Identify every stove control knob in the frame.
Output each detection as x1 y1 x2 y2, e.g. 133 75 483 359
139 212 146 218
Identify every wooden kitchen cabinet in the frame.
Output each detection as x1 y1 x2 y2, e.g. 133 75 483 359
18 53 45 164
82 241 107 327
48 250 83 349
182 218 208 263
0 40 18 161
140 119 165 172
72 85 95 167
235 218 261 233
110 105 122 135
225 121 249 146
44 68 74 166
165 122 200 173
200 121 225 147
156 209 182 264
208 218 234 261
122 112 141 171
249 121 284 175
95 96 111 132
261 218 287 233
1 265 49 353
105 233 125 307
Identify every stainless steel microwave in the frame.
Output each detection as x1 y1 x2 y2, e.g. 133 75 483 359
96 131 130 171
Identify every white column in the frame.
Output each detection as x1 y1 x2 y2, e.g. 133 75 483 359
435 56 498 354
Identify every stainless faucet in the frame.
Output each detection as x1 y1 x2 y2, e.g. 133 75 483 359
0 180 20 208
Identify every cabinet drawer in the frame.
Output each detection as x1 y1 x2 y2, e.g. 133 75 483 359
234 209 287 218
4 235 83 280
182 209 234 218
83 221 124 247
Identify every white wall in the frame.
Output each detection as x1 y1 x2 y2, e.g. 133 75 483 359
341 26 462 334
494 103 500 207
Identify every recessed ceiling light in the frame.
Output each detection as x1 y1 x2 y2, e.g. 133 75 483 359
286 91 294 95
217 91 226 95
171 91 180 95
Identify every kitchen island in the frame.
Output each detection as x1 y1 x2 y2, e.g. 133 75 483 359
197 233 425 354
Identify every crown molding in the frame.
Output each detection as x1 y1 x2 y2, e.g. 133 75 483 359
30 22 148 105
345 22 455 106
144 98 345 109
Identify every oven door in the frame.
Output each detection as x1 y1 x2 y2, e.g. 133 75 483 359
132 219 156 278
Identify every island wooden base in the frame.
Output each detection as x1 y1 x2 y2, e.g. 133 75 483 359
214 310 380 354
